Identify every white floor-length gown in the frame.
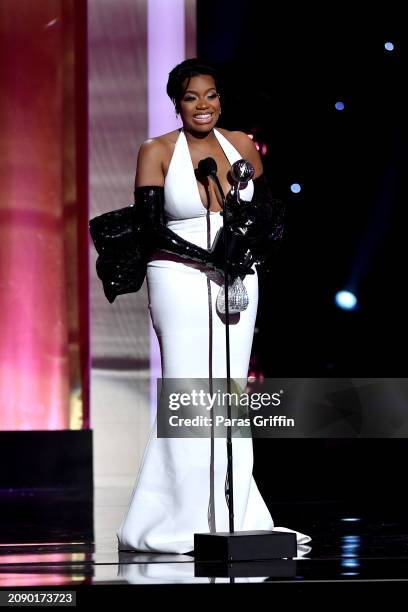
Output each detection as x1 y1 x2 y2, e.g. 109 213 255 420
117 129 311 553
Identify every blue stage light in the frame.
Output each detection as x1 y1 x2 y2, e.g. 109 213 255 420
343 535 361 542
335 101 345 111
384 41 394 51
335 291 357 310
341 558 360 568
290 183 301 193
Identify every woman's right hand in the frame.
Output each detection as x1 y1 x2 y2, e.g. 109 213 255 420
208 228 254 277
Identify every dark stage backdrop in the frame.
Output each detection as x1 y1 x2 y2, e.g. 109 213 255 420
197 1 407 511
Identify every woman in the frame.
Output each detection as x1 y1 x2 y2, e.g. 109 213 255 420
117 58 310 554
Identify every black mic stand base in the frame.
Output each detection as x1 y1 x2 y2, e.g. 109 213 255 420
193 529 297 563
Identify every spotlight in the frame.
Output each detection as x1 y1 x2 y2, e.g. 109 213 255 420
290 183 301 194
334 101 345 111
384 41 394 52
335 290 357 311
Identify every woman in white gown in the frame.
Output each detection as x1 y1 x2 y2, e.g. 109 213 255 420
117 59 310 554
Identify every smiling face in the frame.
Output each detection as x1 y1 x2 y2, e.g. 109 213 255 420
178 74 221 134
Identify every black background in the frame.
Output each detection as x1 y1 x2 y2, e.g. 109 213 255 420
197 0 406 515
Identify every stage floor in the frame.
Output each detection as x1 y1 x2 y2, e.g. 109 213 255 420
1 487 408 601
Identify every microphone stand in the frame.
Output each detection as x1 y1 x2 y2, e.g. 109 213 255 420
193 162 298 574
210 173 234 534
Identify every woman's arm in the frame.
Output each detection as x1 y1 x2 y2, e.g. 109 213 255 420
222 133 285 268
228 131 264 179
135 139 166 187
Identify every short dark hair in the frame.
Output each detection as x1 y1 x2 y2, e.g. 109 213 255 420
166 58 219 112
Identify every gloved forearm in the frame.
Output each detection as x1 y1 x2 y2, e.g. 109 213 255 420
222 174 285 267
135 186 254 276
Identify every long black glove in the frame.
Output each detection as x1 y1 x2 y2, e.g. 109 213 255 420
135 186 254 277
88 186 255 305
222 175 285 270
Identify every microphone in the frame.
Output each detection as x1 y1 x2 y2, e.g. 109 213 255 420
198 156 227 207
198 157 218 179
